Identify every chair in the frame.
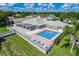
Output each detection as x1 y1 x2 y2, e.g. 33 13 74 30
41 43 45 46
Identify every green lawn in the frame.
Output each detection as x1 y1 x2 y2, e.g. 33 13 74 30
0 27 9 33
47 35 75 56
0 27 77 56
0 34 44 56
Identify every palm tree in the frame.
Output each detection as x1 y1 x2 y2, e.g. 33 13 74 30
70 20 79 53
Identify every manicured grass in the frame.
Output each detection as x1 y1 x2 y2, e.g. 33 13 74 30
0 34 44 56
47 35 75 56
0 27 9 33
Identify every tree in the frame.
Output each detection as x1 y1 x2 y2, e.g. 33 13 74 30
70 20 79 53
0 10 15 27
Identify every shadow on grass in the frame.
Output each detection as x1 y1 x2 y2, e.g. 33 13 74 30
0 24 7 27
0 43 2 50
61 42 70 48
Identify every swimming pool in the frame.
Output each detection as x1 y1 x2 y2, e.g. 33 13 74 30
37 30 58 40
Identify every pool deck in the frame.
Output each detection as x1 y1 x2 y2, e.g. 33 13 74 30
8 25 63 54
32 28 63 41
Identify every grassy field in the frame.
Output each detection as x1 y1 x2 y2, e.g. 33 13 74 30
47 35 75 56
0 27 77 56
0 27 9 33
0 34 44 56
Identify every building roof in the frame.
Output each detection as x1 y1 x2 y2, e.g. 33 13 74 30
13 15 37 23
25 15 37 19
47 14 57 20
23 24 35 28
22 16 68 28
22 16 47 26
14 15 68 28
46 20 68 28
13 18 27 23
7 16 14 18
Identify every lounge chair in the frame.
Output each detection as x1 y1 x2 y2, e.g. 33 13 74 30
45 46 48 49
33 40 36 42
41 43 45 46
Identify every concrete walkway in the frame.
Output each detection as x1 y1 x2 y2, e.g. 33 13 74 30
0 31 16 37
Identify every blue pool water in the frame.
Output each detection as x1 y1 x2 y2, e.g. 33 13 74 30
37 30 58 40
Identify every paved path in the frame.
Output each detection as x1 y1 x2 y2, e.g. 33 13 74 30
0 31 16 37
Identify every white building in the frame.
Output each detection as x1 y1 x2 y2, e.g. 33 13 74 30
13 15 69 30
47 14 57 21
22 16 68 30
9 15 68 53
46 20 68 29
